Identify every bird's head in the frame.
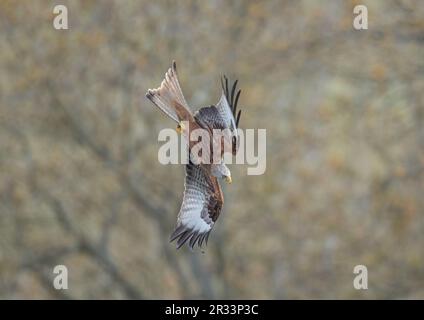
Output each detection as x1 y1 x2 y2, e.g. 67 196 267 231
224 175 232 184
212 164 232 184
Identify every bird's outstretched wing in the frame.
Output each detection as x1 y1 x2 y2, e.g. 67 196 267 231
194 105 234 161
146 61 192 123
194 105 227 130
170 163 223 249
215 76 242 131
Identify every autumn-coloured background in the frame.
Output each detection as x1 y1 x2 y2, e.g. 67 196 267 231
1 0 423 299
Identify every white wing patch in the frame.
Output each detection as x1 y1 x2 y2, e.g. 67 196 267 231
170 164 218 249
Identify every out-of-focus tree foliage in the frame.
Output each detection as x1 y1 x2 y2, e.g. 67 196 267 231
0 0 423 299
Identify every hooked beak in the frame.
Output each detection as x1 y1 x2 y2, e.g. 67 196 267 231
224 175 232 184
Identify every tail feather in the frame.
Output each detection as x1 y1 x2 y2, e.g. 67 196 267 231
145 61 192 123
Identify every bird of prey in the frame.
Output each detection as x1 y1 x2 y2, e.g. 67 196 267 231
146 61 242 249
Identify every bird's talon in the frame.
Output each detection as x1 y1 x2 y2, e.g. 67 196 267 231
176 122 185 134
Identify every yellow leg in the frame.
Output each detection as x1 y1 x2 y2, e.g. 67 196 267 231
176 122 185 134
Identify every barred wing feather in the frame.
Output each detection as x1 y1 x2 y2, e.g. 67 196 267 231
170 163 223 249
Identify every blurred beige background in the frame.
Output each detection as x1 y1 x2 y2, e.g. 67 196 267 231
0 0 423 299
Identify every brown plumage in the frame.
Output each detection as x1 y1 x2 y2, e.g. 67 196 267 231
146 61 242 249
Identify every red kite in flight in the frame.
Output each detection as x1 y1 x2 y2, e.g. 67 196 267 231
146 61 242 249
